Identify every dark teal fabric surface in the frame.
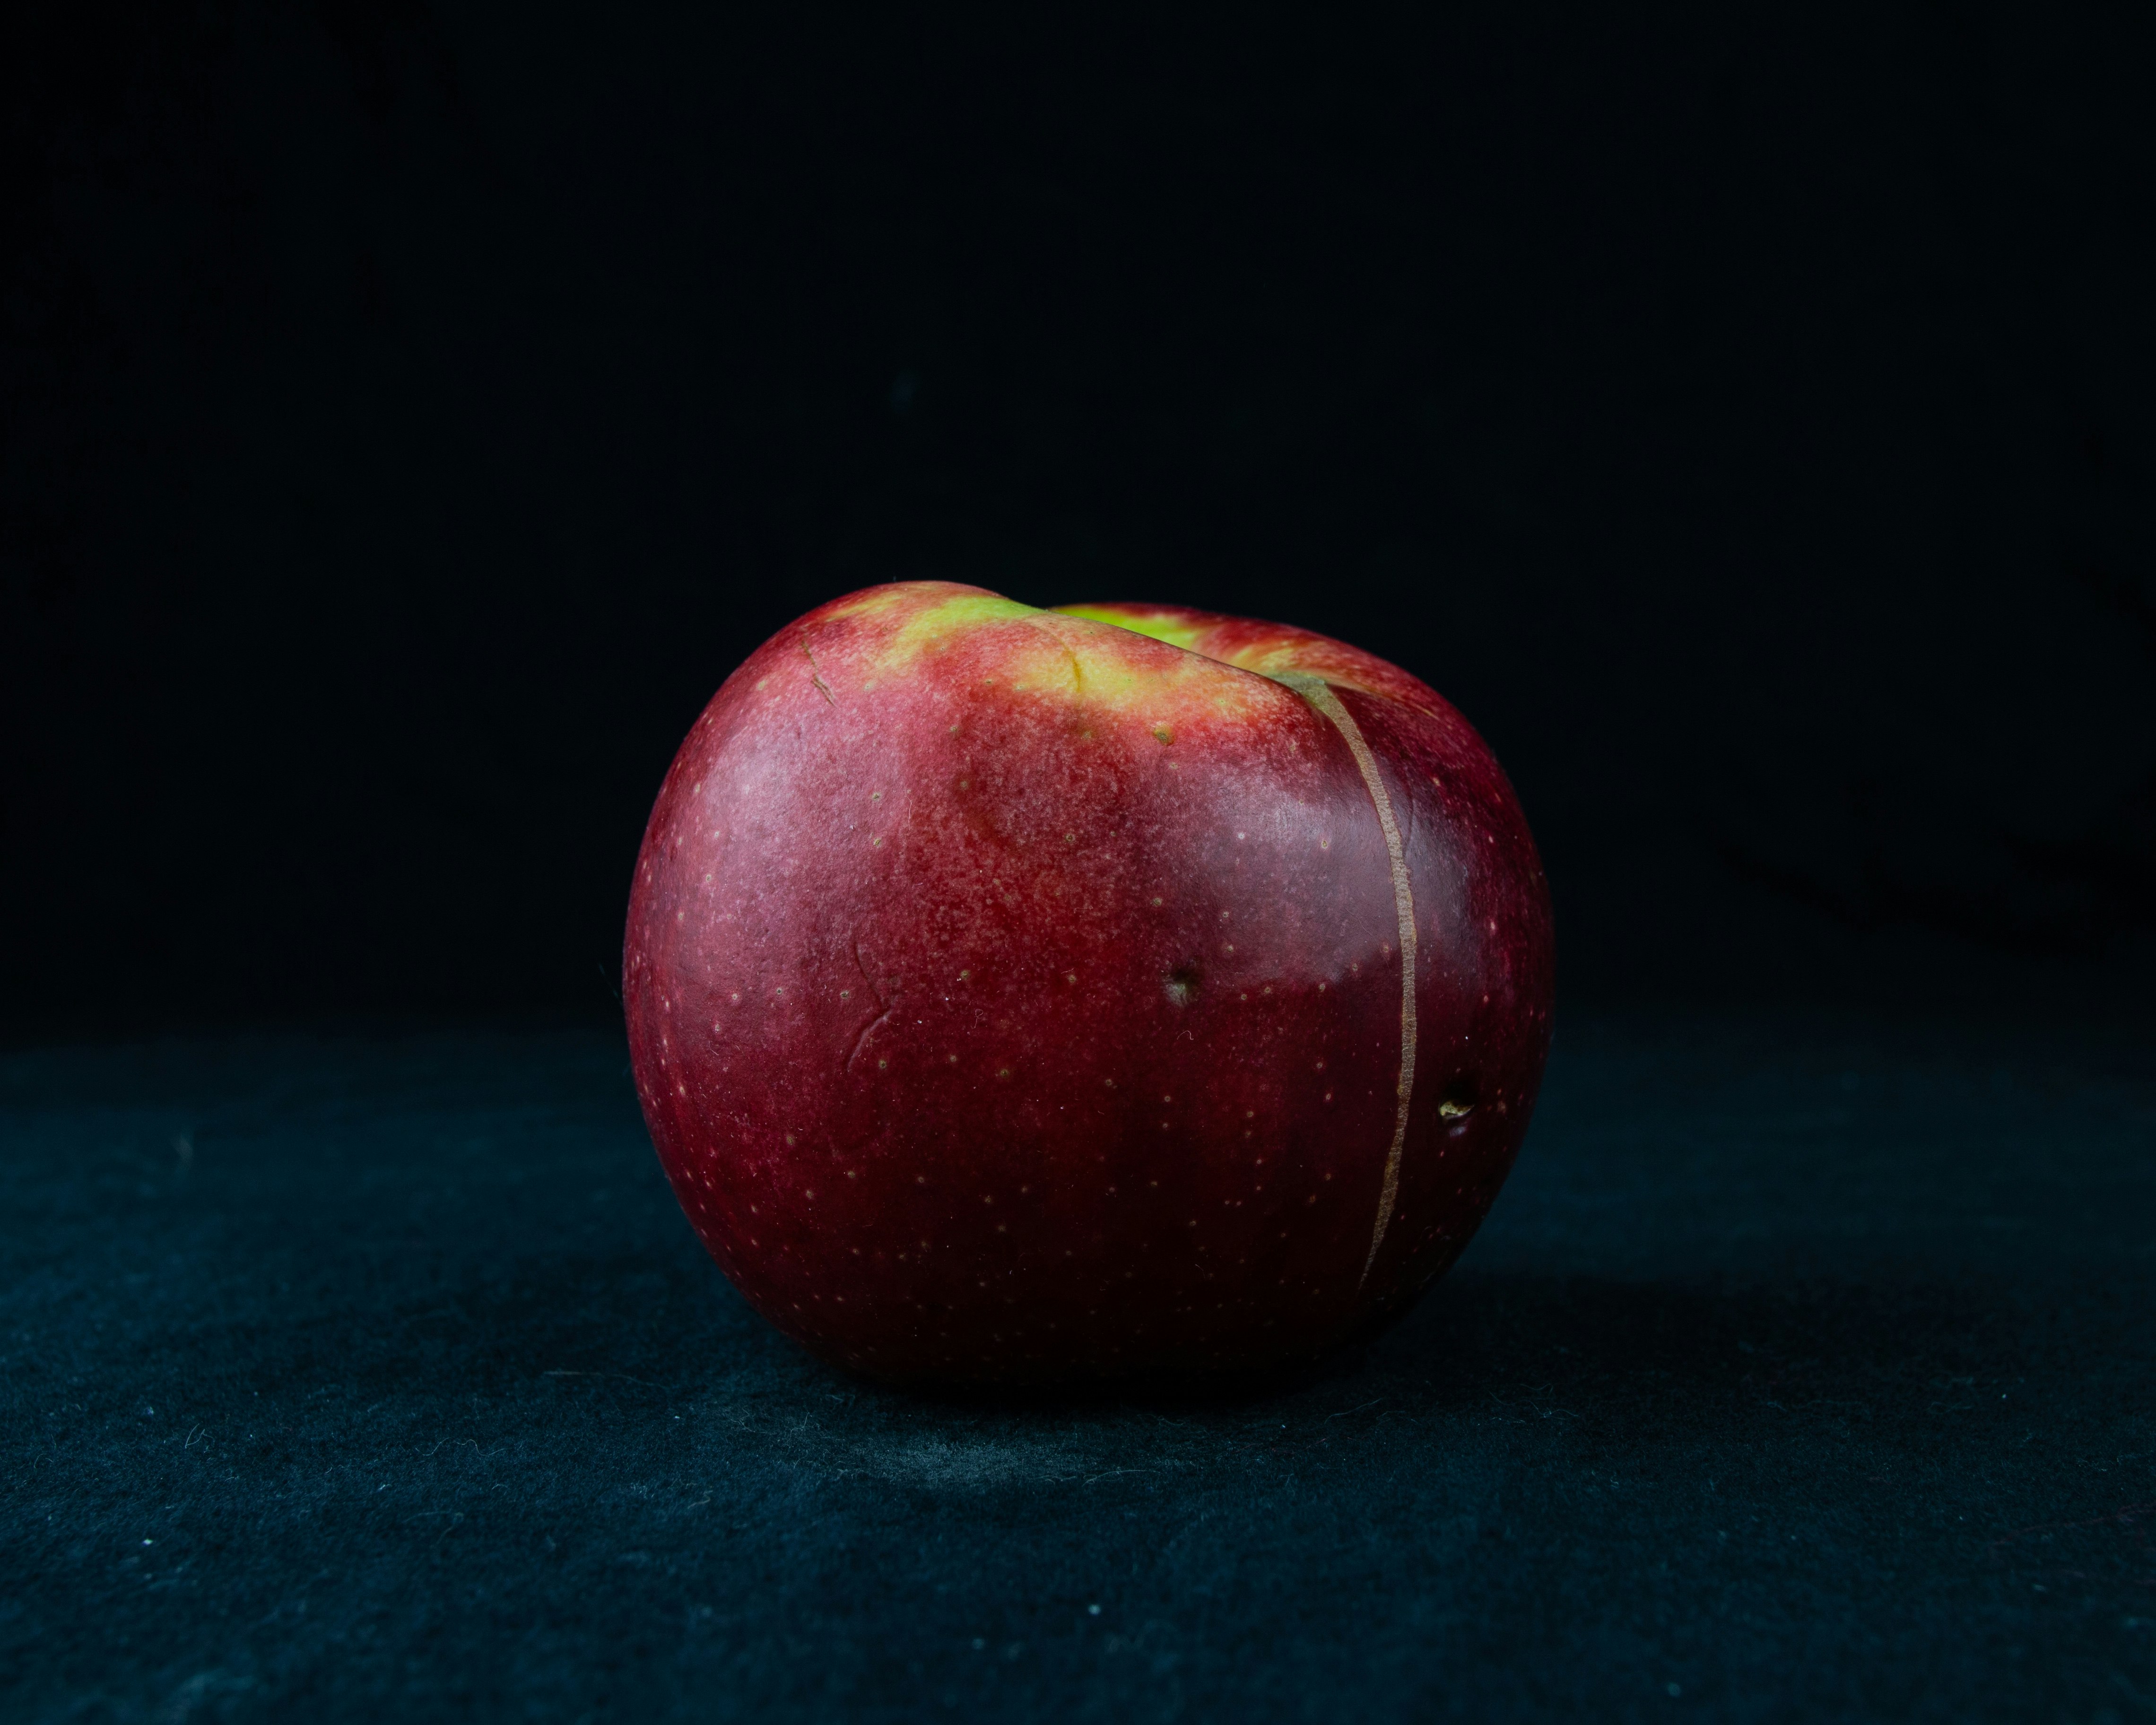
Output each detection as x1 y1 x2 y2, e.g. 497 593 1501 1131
4 1016 2153 1721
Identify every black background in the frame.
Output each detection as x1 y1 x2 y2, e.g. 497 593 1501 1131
7 1 2153 1036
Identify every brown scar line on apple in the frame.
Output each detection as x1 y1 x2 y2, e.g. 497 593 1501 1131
1270 671 1418 1286
800 638 837 706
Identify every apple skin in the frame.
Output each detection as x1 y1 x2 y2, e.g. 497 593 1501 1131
623 582 1553 1385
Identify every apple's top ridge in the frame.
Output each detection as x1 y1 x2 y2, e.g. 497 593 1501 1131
1052 600 1445 717
805 582 1446 721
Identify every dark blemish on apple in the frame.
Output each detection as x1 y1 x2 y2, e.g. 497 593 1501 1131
1163 963 1201 1006
1437 1075 1479 1126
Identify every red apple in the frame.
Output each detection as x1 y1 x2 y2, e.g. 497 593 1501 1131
624 583 1553 1384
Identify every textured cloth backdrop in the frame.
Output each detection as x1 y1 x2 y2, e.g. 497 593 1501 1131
4 1017 2153 1721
